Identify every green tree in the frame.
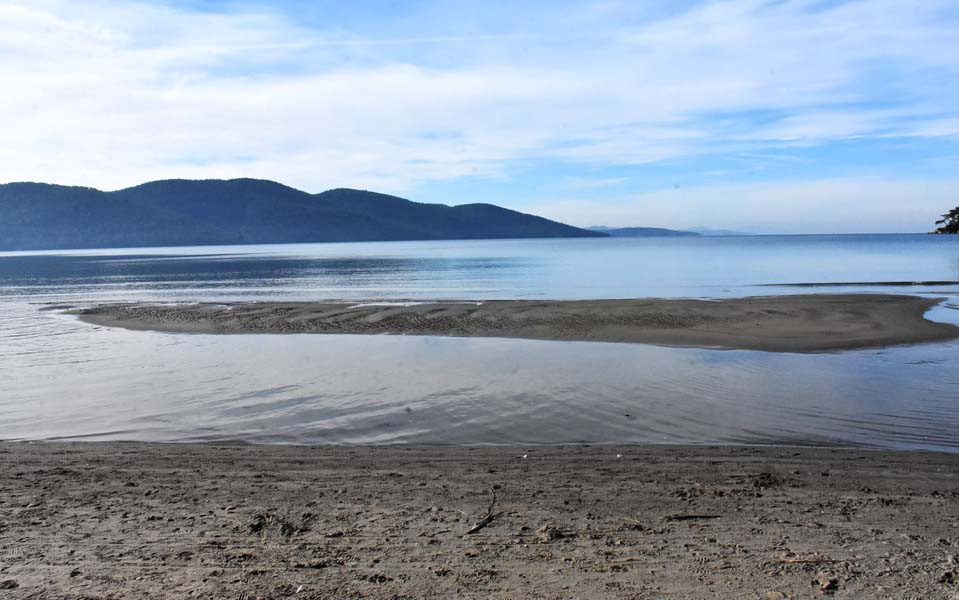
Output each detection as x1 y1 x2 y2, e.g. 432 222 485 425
934 207 959 234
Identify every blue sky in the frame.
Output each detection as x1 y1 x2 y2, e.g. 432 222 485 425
1 0 957 232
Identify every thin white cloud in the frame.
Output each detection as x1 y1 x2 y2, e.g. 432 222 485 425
0 0 956 204
561 176 632 190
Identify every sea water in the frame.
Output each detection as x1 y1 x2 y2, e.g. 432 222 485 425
1 235 958 450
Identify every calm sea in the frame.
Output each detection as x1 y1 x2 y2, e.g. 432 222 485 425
2 234 958 450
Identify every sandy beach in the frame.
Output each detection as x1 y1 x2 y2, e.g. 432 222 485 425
1 442 958 599
76 294 959 352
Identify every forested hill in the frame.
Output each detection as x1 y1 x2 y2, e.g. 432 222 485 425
0 178 604 250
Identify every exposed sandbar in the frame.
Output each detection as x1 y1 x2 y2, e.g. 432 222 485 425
75 294 959 352
2 442 958 598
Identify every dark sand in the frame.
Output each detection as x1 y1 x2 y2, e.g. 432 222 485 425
76 294 959 352
2 443 959 599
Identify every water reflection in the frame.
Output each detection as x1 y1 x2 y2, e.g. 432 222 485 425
2 234 958 301
0 253 526 294
1 236 958 450
0 301 957 451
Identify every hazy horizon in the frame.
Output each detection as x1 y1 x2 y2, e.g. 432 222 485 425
2 1 957 234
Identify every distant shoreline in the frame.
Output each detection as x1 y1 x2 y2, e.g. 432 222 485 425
74 294 959 352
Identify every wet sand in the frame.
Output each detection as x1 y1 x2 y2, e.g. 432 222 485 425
76 294 959 352
1 442 958 599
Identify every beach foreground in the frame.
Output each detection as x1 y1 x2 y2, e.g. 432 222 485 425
2 443 958 598
76 293 958 352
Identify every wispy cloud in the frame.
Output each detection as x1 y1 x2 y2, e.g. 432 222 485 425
0 0 956 232
561 176 632 190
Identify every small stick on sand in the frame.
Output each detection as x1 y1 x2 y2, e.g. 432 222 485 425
775 558 849 564
609 557 647 564
662 514 722 522
465 489 498 535
419 529 452 538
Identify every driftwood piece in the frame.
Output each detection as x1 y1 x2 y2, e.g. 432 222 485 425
465 489 498 535
662 514 722 522
775 558 849 564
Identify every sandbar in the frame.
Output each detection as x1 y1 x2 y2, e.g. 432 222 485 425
75 294 959 352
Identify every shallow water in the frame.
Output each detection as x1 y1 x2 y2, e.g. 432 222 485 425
2 235 959 450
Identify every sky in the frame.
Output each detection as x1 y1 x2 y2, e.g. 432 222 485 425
1 0 957 233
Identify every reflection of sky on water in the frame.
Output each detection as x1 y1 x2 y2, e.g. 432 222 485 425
1 235 958 450
0 253 526 298
1 234 958 301
926 299 959 326
2 300 958 451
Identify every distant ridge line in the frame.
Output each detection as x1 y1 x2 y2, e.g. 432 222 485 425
0 178 604 251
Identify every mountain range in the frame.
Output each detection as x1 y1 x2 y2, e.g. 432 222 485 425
0 178 603 251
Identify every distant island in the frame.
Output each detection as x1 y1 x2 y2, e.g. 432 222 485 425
588 226 700 237
0 178 605 251
588 226 754 237
686 227 751 237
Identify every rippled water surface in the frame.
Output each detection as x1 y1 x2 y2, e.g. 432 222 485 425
2 235 959 450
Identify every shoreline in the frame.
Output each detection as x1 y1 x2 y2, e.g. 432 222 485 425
2 441 958 598
75 293 959 352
